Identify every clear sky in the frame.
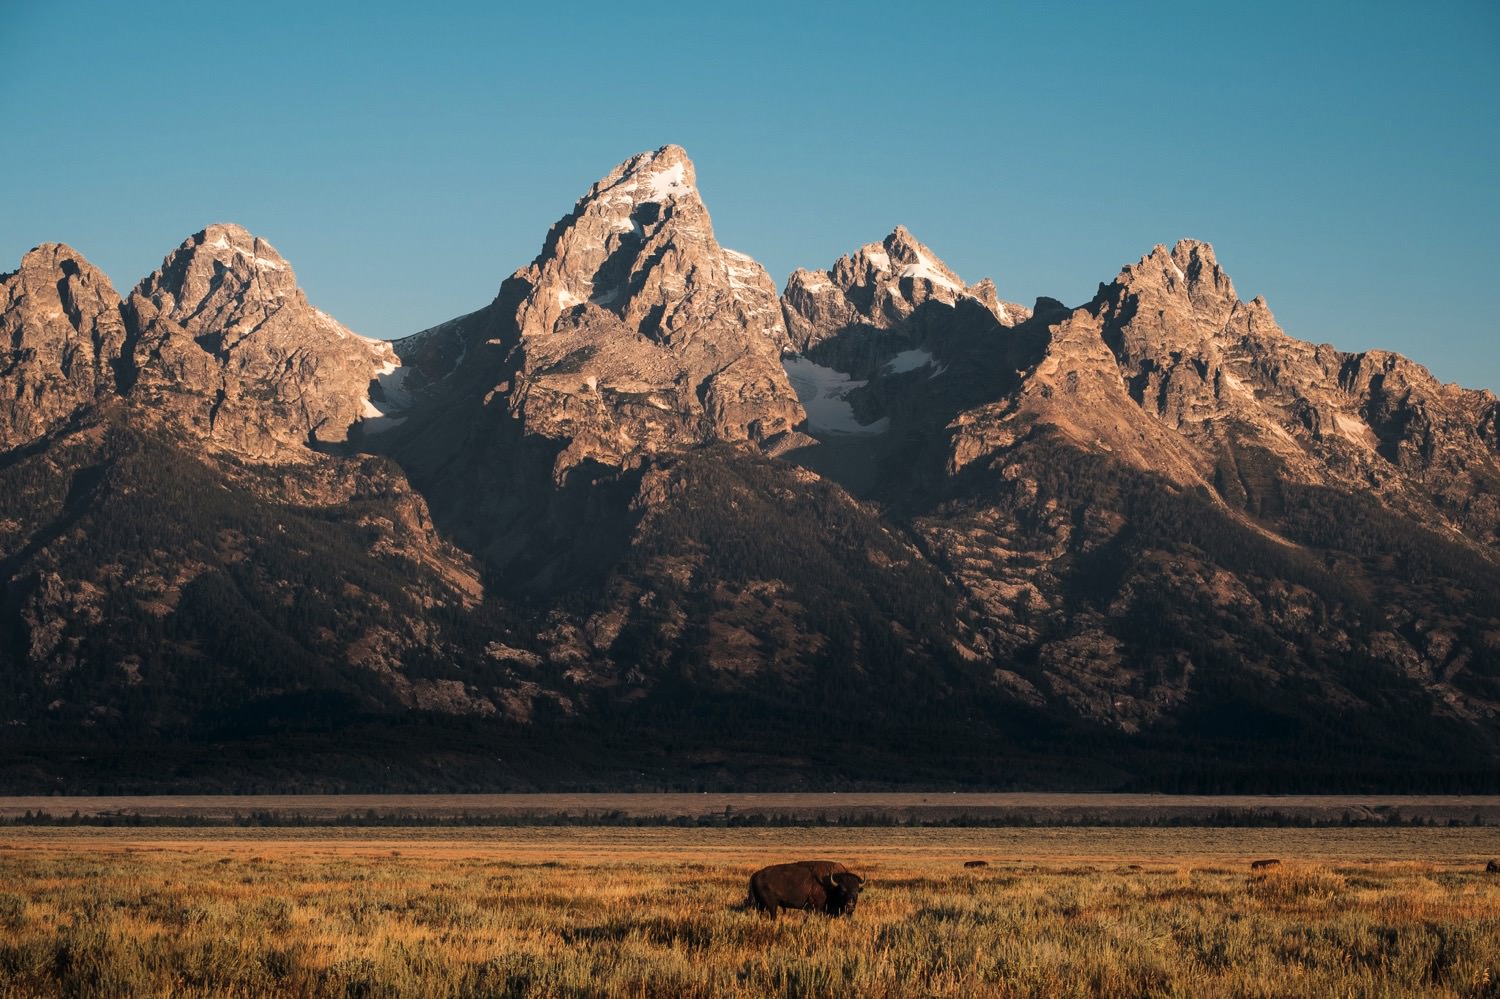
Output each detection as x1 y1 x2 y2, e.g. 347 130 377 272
4 1 1497 390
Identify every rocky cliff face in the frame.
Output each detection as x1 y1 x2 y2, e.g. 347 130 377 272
783 225 1029 353
1089 240 1500 544
123 224 398 461
494 145 804 478
0 245 127 451
931 239 1500 540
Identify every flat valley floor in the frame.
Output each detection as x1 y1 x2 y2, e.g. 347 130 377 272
2 827 1498 997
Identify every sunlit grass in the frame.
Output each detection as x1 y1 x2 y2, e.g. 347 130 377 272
1 828 1497 997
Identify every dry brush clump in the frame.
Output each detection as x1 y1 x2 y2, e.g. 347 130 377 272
0 833 1497 998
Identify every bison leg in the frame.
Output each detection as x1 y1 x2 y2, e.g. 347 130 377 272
748 880 776 919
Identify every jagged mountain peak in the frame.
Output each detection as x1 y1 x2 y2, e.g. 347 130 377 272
129 221 384 361
196 221 282 253
1075 238 1500 542
1110 239 1241 321
121 223 396 459
880 224 951 272
783 226 1030 351
192 222 296 276
474 146 804 478
133 223 303 323
8 244 125 324
1095 238 1275 364
519 145 739 335
0 241 127 450
7 243 123 326
16 241 99 273
833 225 965 292
528 144 706 279
585 143 699 209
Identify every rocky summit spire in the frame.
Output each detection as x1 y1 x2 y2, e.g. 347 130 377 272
1072 238 1500 541
0 244 127 450
497 145 805 477
124 223 398 459
782 225 1029 352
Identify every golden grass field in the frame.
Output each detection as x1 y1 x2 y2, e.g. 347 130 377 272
2 826 1498 997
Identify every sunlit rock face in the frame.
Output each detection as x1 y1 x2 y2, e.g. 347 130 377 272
0 244 127 450
1089 240 1500 544
124 223 398 461
492 145 805 478
782 224 1030 353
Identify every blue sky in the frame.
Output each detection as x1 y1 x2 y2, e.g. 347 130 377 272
4 1 1497 389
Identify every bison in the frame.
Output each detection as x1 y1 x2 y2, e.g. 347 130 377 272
1250 859 1282 871
963 860 989 869
1487 859 1500 874
748 860 865 919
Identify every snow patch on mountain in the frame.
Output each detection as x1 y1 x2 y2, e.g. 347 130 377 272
899 252 960 293
885 348 937 374
783 355 889 435
645 161 692 201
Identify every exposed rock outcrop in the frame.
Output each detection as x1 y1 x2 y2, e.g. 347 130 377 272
494 145 805 478
0 244 127 450
123 224 398 460
946 302 1210 489
783 225 1029 352
1092 240 1500 543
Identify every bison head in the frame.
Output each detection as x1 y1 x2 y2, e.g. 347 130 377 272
822 871 865 916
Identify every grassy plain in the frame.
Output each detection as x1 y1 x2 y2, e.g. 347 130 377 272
1 827 1498 998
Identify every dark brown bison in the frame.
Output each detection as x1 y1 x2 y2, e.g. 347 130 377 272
963 860 989 868
1250 859 1282 871
1487 859 1500 874
748 860 865 919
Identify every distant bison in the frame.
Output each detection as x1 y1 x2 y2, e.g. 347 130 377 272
1250 859 1282 871
963 860 989 869
1487 859 1500 874
748 860 865 919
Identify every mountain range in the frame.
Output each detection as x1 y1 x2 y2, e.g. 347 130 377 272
3 145 1497 792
